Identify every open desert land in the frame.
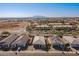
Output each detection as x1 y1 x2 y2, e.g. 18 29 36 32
0 21 30 34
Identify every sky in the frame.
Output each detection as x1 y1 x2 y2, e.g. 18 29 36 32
0 3 79 17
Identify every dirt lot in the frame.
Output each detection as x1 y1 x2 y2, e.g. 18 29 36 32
0 21 30 34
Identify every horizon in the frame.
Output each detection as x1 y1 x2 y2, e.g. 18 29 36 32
0 3 79 17
0 16 79 18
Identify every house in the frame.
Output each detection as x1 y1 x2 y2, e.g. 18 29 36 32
63 36 75 44
0 31 10 39
0 34 18 51
52 35 70 51
0 31 10 41
71 37 79 50
11 35 29 51
53 25 77 31
33 36 47 50
34 25 52 31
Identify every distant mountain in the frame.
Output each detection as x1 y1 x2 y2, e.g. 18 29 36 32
31 15 48 19
0 16 79 21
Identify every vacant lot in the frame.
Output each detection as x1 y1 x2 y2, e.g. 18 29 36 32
0 21 30 33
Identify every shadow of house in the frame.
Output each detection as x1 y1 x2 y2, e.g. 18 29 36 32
33 36 48 51
11 35 29 51
52 36 70 51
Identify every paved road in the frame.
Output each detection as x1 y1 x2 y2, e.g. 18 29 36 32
0 50 79 56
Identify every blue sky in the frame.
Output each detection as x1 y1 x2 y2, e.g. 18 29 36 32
0 3 79 17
